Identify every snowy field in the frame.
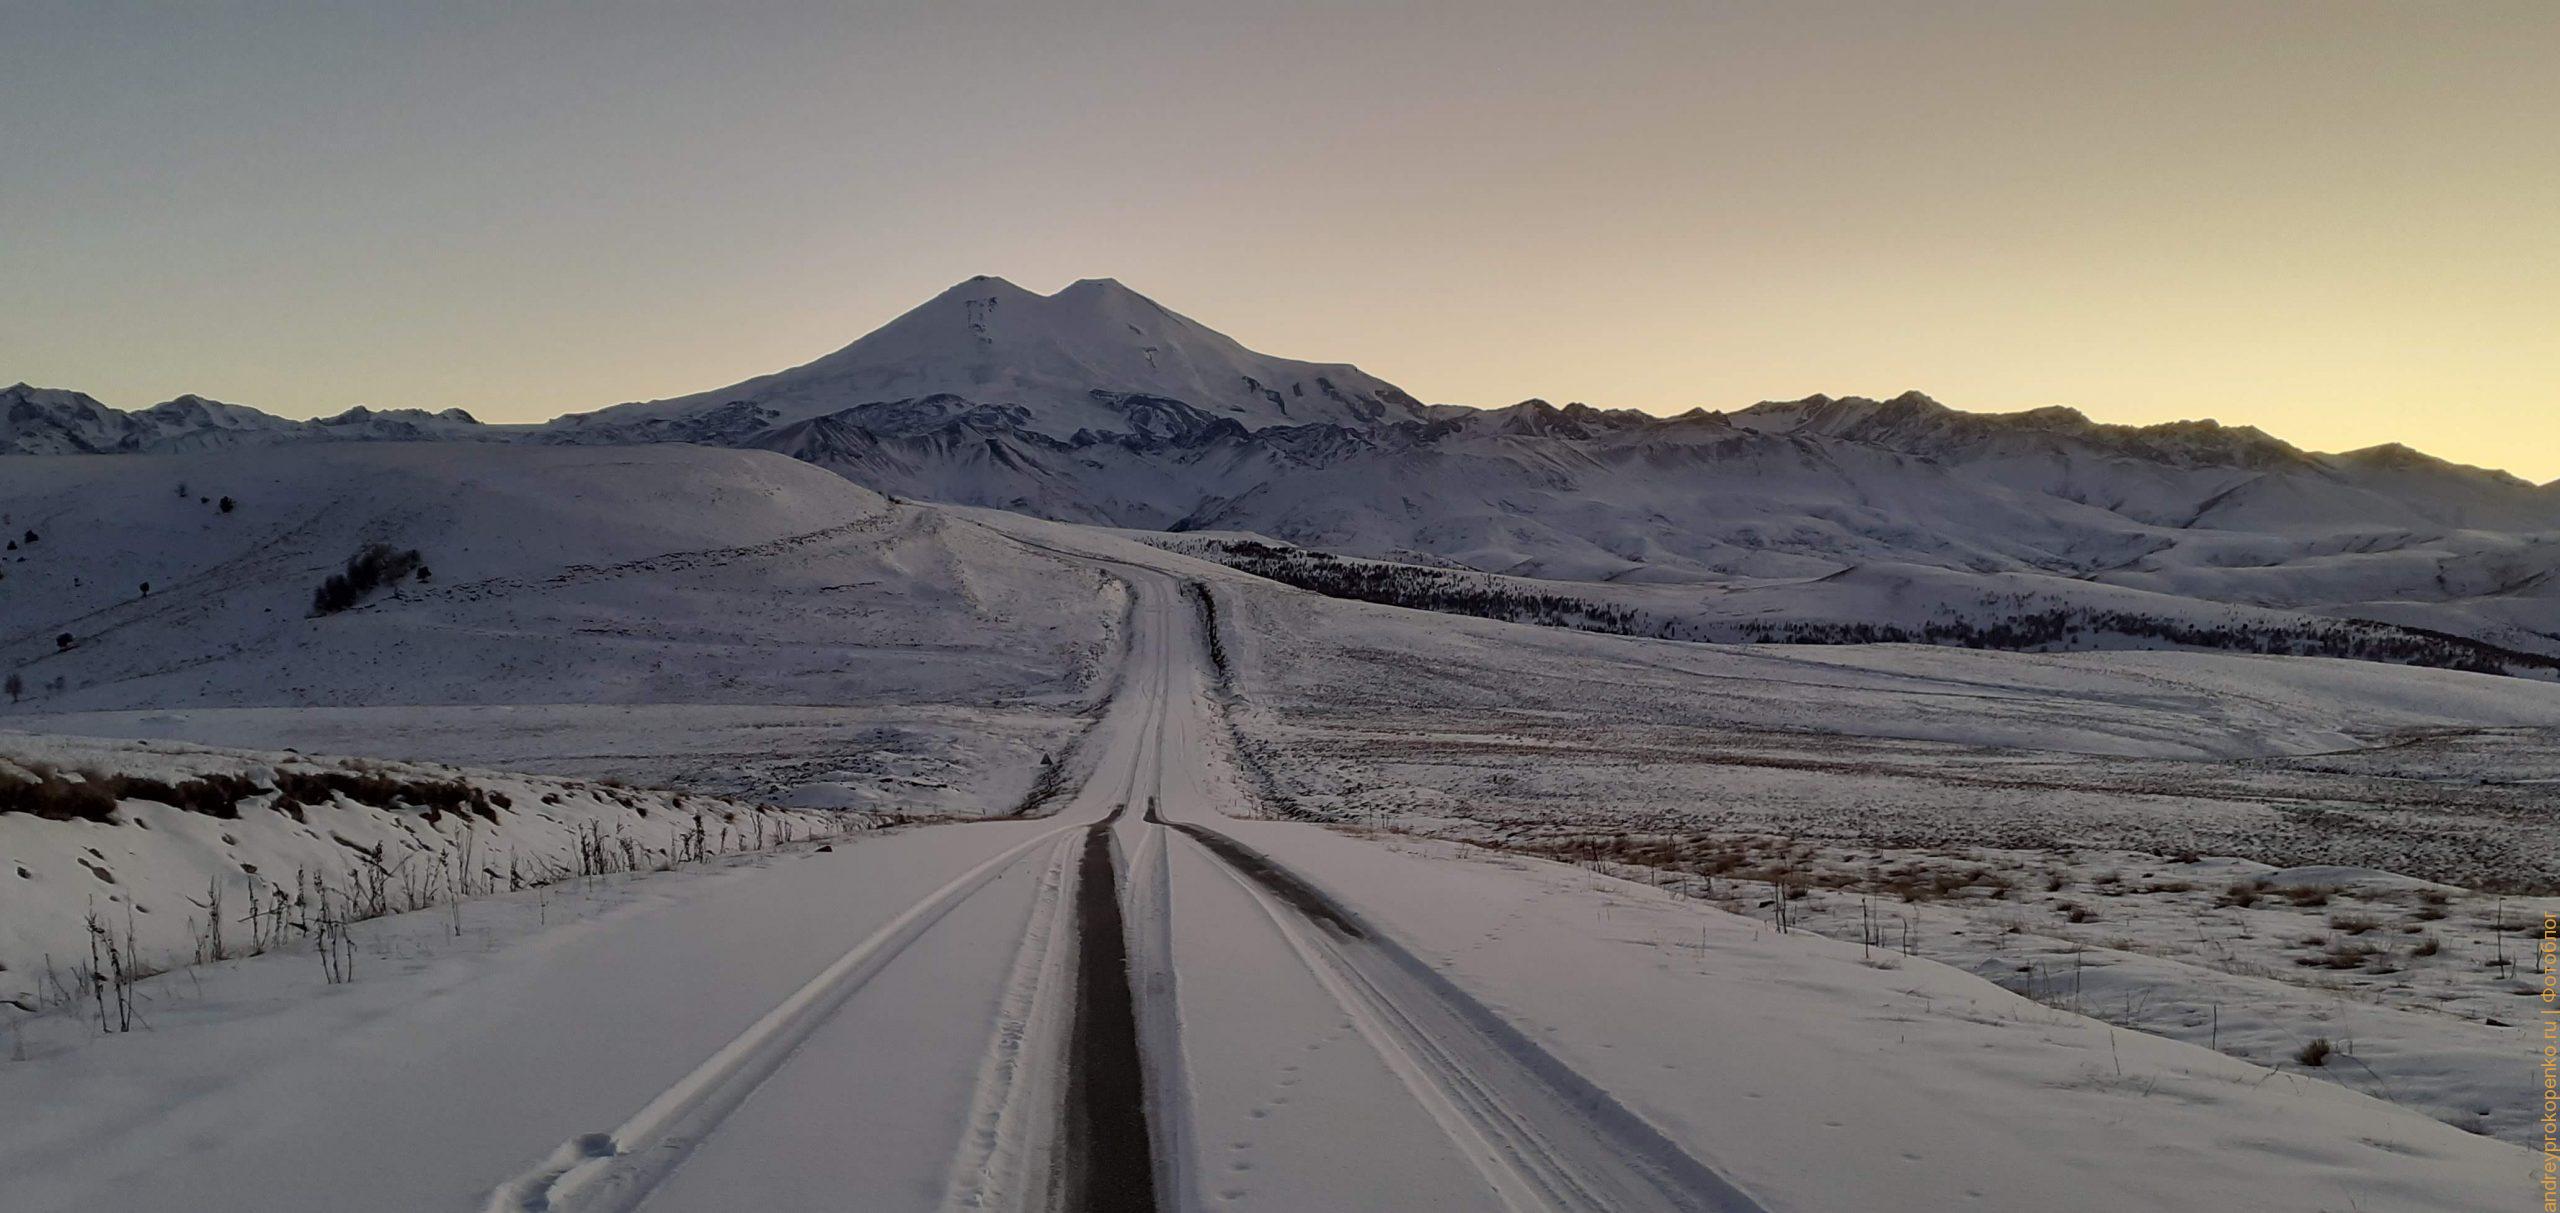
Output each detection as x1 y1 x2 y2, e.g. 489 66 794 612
1200 568 2560 1155
1209 574 2560 880
2 702 1086 816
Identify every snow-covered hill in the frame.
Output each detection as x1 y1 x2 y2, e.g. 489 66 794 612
0 443 1125 714
1171 401 2560 657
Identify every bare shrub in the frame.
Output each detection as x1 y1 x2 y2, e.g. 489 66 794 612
0 768 118 822
2300 940 2380 969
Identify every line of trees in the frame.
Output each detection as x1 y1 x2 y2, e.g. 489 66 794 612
1185 539 2557 679
1198 540 1656 635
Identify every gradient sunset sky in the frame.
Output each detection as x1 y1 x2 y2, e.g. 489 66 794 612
5 3 2553 479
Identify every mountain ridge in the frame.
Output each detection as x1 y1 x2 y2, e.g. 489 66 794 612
17 373 2546 489
2 382 502 456
7 278 2555 673
7 272 2545 484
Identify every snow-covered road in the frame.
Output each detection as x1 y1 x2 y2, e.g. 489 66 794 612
482 571 1752 1212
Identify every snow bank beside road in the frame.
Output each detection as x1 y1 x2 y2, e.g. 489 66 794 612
7 701 1087 819
0 732 856 1008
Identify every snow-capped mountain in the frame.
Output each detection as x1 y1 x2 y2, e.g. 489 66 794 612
548 275 1428 446
1 383 493 455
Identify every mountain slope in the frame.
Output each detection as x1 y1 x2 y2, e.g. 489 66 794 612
0 444 1123 713
1731 391 2558 532
1166 402 2166 581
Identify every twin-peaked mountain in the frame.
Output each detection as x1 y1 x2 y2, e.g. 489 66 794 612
8 277 2556 665
553 276 1428 446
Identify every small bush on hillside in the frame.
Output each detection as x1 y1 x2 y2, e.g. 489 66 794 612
106 772 259 819
311 543 425 616
0 768 119 822
0 763 511 824
270 767 496 821
0 768 267 822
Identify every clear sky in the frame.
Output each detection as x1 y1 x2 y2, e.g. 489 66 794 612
4 2 2553 480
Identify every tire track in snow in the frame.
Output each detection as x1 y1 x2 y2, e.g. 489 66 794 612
945 834 1082 1209
1173 822 1766 1213
1014 555 1759 1211
1055 804 1160 1212
487 580 1185 1213
480 566 1197 1213
1127 799 1194 1209
479 821 1083 1213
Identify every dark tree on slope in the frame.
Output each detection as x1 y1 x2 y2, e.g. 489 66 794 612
4 671 20 703
311 543 427 616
